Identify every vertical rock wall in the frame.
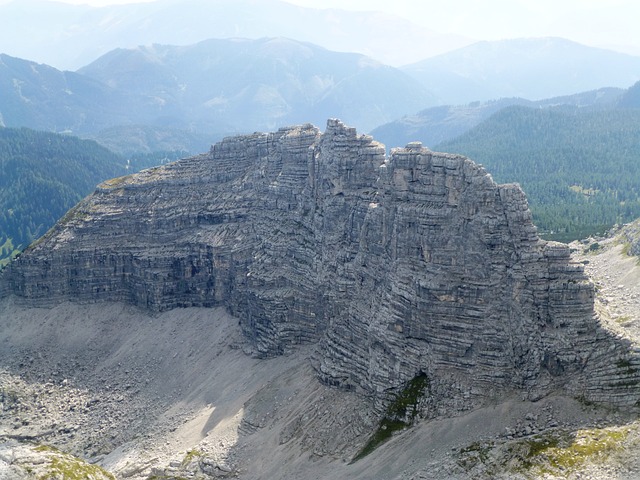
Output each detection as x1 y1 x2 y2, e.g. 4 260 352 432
1 119 639 411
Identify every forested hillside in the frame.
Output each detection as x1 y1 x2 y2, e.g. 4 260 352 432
402 38 640 105
0 128 146 266
371 87 623 150
436 105 640 241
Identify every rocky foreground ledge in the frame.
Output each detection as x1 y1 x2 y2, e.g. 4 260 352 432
1 120 640 472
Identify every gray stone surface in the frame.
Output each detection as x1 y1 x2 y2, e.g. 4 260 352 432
1 118 639 416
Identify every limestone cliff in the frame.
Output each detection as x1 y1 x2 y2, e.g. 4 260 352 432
1 119 639 413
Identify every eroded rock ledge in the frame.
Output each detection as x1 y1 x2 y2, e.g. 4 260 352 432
1 119 639 413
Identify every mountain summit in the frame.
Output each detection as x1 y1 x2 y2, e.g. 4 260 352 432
403 37 640 104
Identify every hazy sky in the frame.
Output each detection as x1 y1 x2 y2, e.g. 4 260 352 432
11 0 640 54
287 1 640 54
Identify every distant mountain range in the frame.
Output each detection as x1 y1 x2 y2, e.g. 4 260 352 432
0 53 128 133
1 36 639 156
402 37 640 105
77 37 433 135
0 38 433 149
371 87 625 149
0 0 471 70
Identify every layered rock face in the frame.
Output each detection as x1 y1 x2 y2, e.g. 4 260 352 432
1 119 639 411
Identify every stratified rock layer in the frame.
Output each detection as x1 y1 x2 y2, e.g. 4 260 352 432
1 119 639 411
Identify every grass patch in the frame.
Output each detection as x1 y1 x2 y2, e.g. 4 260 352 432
32 444 115 480
351 373 430 462
45 456 116 480
516 428 628 476
181 449 203 467
458 426 632 478
100 174 134 189
509 432 569 472
534 428 629 473
352 418 407 461
34 444 60 453
615 315 633 325
58 204 89 224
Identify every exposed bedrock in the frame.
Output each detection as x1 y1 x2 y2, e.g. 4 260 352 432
1 119 639 414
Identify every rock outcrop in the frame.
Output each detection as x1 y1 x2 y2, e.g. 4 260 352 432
1 119 639 414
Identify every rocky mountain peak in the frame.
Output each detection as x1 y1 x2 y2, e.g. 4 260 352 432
1 119 639 416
